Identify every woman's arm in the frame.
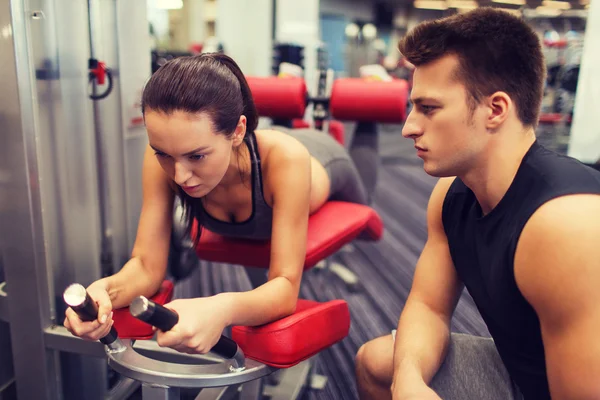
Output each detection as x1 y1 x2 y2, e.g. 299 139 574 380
222 139 311 326
156 139 311 353
101 144 175 309
65 144 176 340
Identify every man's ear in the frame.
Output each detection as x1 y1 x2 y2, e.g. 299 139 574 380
485 91 512 130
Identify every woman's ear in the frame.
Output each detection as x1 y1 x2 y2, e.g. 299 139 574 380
231 115 247 147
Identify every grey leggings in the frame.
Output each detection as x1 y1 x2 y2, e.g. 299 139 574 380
275 122 377 205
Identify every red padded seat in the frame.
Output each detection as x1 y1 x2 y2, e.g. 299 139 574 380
194 201 383 269
232 299 350 368
538 113 572 124
246 76 307 120
112 280 174 340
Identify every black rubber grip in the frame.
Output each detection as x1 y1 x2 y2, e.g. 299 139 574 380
133 297 239 359
139 301 179 332
212 335 239 359
71 291 118 346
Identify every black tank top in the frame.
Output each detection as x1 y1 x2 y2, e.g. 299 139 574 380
198 132 274 240
442 141 600 399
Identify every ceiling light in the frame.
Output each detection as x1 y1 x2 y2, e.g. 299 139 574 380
155 0 183 10
362 23 378 40
536 5 563 15
541 0 571 9
414 0 449 10
492 0 526 4
345 23 360 38
448 0 479 8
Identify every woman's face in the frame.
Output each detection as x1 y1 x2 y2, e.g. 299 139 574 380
145 110 245 197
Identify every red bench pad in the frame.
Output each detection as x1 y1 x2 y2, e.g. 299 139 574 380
539 113 572 124
247 76 307 120
112 280 175 340
195 201 383 269
330 78 409 123
231 299 350 368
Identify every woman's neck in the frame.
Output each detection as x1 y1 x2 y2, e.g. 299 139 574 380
215 139 252 191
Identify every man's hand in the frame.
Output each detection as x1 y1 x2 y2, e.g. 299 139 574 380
392 381 442 400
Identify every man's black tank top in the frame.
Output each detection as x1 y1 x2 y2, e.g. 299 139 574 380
442 141 600 399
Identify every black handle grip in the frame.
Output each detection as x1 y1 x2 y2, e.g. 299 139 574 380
212 335 239 359
130 297 179 332
130 296 239 359
63 284 118 346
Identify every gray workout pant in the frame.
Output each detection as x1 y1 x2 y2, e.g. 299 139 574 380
274 125 371 205
392 331 524 400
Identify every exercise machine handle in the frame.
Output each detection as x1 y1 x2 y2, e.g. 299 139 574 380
63 283 119 346
130 296 242 362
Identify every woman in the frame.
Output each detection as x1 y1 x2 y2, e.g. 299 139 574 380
64 53 372 355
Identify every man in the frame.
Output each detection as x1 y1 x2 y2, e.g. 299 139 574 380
355 7 600 400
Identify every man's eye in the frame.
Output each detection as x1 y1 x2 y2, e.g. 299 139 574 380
420 105 437 114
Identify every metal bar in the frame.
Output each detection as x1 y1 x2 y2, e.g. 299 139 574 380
0 290 8 322
44 325 225 364
239 378 263 400
106 377 140 400
195 385 240 400
44 326 106 358
1 0 61 398
263 359 312 400
87 0 115 278
107 340 274 389
142 384 181 400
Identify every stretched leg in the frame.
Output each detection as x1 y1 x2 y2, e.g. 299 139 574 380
356 334 394 400
349 122 379 204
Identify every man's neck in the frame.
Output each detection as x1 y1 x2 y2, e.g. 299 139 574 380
460 126 536 215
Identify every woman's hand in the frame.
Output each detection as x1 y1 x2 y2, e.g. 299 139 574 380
64 280 114 341
156 295 232 354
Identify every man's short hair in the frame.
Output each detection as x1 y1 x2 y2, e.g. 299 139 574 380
399 8 546 127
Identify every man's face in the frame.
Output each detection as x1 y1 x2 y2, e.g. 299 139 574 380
402 54 489 177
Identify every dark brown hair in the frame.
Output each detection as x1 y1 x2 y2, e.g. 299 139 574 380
141 53 259 244
398 8 546 127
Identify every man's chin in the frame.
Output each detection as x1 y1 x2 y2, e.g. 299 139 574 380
423 162 452 178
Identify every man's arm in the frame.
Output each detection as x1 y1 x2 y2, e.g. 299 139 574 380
515 194 600 400
392 177 464 396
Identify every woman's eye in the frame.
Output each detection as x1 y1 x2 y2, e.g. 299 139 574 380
154 152 169 158
189 154 205 161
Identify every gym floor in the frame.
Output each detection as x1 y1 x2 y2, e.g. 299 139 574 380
168 125 490 400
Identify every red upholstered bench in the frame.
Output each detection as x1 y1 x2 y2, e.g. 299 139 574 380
112 280 175 340
194 201 382 368
194 201 382 269
111 286 350 369
111 201 382 371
